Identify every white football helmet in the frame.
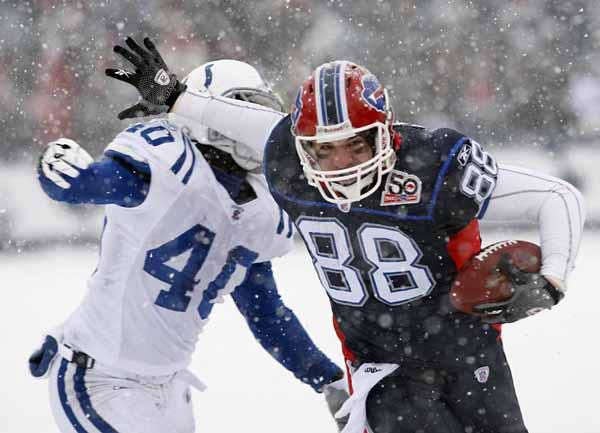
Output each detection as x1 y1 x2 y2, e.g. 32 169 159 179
173 59 283 171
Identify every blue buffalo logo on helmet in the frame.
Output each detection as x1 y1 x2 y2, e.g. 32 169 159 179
361 74 386 113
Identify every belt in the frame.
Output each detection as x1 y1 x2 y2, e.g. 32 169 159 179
58 344 96 369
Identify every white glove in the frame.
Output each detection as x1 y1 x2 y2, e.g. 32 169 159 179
323 376 350 432
39 138 94 189
335 363 399 433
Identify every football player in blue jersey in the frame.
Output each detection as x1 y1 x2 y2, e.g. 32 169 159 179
108 37 585 433
30 52 348 433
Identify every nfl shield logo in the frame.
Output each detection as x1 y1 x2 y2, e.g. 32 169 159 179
474 366 490 383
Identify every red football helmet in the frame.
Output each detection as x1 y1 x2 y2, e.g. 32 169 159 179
291 61 396 206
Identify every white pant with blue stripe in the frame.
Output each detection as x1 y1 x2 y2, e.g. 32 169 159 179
48 357 195 433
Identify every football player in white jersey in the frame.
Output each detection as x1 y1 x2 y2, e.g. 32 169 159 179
30 51 347 433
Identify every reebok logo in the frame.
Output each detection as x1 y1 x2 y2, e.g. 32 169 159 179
114 69 133 78
457 143 472 167
364 367 382 374
154 69 171 86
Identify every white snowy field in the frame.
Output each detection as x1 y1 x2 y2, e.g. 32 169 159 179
1 230 599 433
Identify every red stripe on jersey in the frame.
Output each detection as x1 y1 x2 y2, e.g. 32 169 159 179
447 219 503 338
332 316 356 394
491 323 502 335
447 219 481 270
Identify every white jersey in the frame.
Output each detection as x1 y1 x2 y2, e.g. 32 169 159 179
63 119 294 376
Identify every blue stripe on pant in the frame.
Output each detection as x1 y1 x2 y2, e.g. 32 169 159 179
57 359 119 433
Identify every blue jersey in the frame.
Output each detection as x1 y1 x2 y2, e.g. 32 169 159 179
265 119 499 366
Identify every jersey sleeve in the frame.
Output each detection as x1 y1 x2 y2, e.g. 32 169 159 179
248 207 295 263
431 128 499 233
263 116 295 204
245 173 296 262
104 120 192 175
269 207 296 257
38 156 149 207
103 124 148 169
231 261 343 392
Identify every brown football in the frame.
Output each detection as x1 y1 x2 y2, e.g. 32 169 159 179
450 240 542 314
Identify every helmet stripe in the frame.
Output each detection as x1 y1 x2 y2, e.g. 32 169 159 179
203 63 214 88
334 62 348 124
322 64 339 125
314 64 326 127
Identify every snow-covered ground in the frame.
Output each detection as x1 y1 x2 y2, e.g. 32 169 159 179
1 229 598 432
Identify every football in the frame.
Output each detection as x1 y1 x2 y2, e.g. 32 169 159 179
450 240 542 314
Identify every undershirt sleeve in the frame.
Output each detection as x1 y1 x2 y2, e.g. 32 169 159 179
482 164 585 285
170 89 285 155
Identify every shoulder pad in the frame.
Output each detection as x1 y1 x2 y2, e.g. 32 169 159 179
393 122 433 150
393 121 425 130
392 122 427 138
431 128 466 146
105 119 189 169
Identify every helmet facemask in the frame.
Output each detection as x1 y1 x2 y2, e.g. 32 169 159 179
222 87 284 112
291 61 397 208
295 120 395 206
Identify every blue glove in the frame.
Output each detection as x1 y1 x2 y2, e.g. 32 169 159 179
29 335 59 378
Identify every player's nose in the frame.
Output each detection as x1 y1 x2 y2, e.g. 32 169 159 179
330 147 356 170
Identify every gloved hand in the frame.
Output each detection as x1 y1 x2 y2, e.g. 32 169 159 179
106 37 187 120
473 254 564 324
38 138 93 189
322 374 350 432
29 335 59 378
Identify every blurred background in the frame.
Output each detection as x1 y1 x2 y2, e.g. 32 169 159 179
2 3 600 432
1 0 599 249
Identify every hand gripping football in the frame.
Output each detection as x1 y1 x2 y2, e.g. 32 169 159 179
450 240 542 314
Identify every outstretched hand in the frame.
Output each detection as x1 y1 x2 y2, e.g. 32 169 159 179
106 37 186 119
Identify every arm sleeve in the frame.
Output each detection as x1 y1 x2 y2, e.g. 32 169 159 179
170 89 285 154
231 261 342 392
482 164 586 285
38 154 150 207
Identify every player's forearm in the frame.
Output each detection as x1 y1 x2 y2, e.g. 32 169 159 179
483 164 586 286
38 157 149 207
232 263 342 391
249 304 342 391
171 89 285 153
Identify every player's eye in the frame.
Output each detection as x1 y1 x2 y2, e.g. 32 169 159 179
314 145 333 159
348 140 369 154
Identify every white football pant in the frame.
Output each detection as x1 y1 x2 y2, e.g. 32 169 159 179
48 357 195 433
